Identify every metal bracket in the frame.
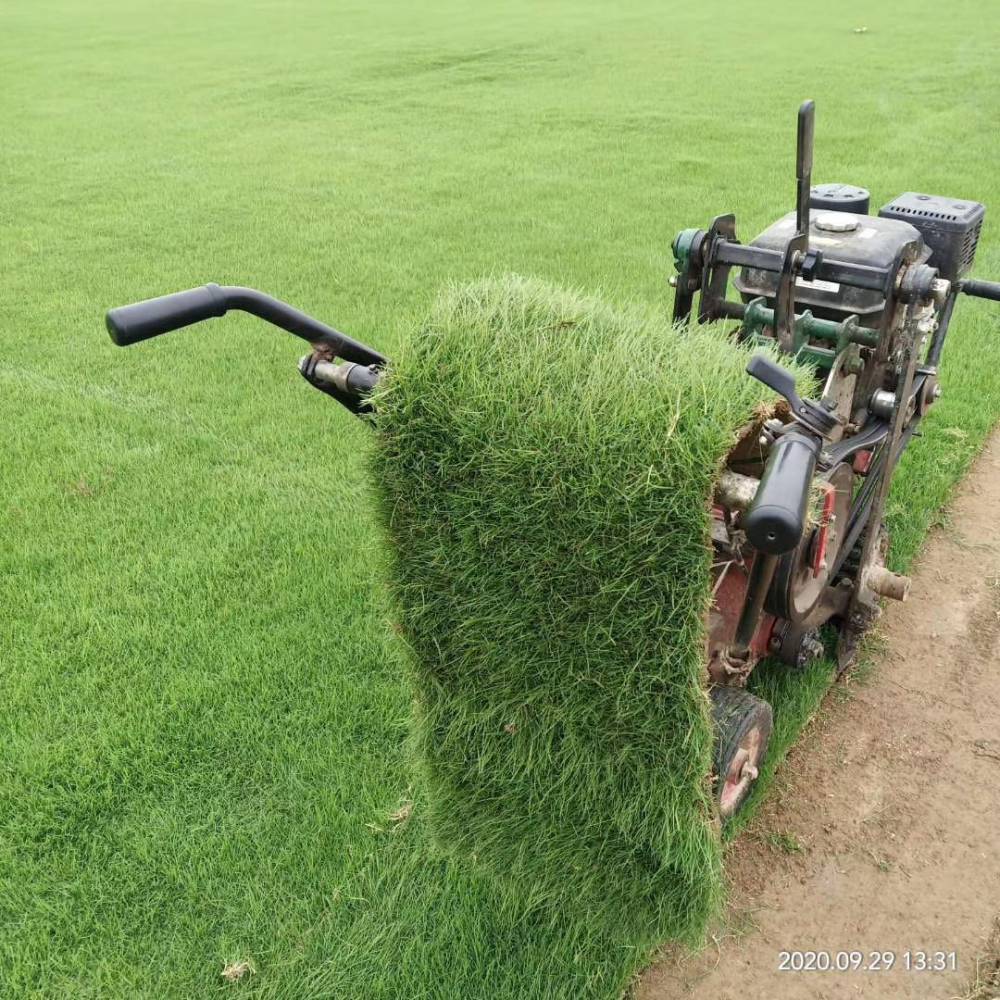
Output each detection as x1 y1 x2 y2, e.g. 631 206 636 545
670 228 705 323
698 214 738 324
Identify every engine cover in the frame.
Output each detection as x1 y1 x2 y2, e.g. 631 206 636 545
734 210 925 323
879 193 985 281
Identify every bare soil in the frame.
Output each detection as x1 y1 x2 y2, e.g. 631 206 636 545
639 434 1000 1000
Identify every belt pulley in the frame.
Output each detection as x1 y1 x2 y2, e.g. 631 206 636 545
765 461 853 624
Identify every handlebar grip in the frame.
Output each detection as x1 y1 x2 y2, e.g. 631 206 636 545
961 279 1000 303
105 284 228 346
744 429 821 555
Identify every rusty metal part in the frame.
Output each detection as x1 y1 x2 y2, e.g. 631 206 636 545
852 449 873 474
916 372 940 417
837 528 890 673
715 470 760 513
708 540 775 684
930 277 952 306
897 262 942 304
819 345 861 442
864 564 911 602
698 215 738 323
774 238 807 352
791 629 825 669
771 578 852 668
848 299 922 617
708 645 757 686
811 483 838 578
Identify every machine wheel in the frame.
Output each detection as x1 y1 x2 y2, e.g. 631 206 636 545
710 686 772 820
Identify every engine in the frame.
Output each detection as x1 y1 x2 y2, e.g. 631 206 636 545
669 104 995 682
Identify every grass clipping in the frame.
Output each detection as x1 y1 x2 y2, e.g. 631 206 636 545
371 275 789 941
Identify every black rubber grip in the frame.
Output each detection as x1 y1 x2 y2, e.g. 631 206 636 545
961 279 1000 303
106 284 228 346
343 363 380 395
744 429 821 555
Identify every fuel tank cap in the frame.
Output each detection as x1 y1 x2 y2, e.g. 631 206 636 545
810 182 871 214
815 212 859 233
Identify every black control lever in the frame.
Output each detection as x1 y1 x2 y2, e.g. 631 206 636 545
746 353 840 438
743 352 837 557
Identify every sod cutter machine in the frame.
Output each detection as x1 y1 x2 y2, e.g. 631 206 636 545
105 101 1000 818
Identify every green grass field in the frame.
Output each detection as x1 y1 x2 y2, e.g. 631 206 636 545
3 1 1000 997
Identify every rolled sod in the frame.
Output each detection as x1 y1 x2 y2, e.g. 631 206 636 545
369 275 805 940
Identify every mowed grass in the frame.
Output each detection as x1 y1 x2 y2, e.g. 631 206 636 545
2 1 999 997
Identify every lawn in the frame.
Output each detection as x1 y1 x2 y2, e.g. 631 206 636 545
2 1 999 997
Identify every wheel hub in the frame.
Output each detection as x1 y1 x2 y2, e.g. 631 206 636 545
719 724 765 817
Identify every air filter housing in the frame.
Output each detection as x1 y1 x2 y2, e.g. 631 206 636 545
879 193 985 281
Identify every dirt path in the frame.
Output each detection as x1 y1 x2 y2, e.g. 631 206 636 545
639 434 1000 1000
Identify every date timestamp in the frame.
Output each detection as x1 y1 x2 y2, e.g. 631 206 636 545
778 950 957 973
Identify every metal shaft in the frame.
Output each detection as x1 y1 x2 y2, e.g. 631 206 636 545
795 100 815 236
732 553 779 656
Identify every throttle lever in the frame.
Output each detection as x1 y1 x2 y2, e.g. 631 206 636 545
746 353 840 438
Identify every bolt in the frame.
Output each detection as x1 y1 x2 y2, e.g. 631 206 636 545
933 384 942 399
668 275 678 287
930 277 951 306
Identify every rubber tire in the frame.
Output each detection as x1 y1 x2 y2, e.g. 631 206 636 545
710 685 773 820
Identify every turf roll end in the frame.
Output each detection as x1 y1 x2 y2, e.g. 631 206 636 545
370 275 798 939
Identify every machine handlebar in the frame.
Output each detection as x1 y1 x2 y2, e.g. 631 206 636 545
961 279 1000 303
105 285 387 367
744 428 821 555
106 284 227 346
